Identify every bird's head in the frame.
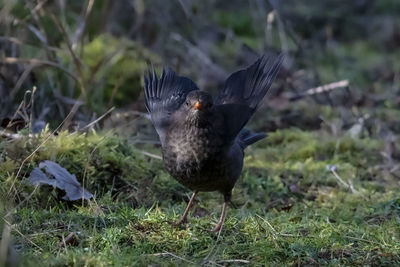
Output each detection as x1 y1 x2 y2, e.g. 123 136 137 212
181 91 213 126
184 91 213 112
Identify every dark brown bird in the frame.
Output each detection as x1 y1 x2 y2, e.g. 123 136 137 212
144 53 283 232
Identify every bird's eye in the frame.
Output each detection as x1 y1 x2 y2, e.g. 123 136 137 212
186 101 189 106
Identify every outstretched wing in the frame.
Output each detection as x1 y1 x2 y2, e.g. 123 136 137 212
214 53 284 141
215 53 284 108
144 68 199 144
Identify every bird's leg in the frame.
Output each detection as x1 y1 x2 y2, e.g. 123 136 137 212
174 191 198 225
211 192 231 232
211 202 228 232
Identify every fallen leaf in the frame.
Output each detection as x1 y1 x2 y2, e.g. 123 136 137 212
28 160 93 201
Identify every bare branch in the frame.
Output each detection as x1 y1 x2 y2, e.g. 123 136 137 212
217 259 251 264
49 13 85 74
0 57 79 82
77 106 115 133
3 219 43 251
72 0 95 51
170 33 227 78
0 36 60 52
136 150 162 160
285 80 349 101
327 165 358 194
48 12 88 99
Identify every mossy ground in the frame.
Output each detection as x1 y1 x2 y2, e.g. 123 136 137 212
1 124 399 266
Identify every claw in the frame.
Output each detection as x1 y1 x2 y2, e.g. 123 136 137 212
174 191 197 227
173 218 187 227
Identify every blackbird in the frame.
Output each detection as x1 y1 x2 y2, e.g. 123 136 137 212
144 53 283 232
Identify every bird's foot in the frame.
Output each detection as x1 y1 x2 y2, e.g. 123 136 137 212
210 223 223 233
210 201 228 233
169 191 197 228
172 218 187 227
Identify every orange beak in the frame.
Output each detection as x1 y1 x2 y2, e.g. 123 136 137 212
193 101 202 110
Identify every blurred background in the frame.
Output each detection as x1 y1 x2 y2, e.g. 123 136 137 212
1 0 399 137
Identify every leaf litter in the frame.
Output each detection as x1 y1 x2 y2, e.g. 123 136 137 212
28 160 93 201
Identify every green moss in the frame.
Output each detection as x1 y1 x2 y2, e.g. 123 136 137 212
2 126 400 265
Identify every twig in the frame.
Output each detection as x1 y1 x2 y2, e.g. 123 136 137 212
330 167 349 187
170 33 227 78
176 0 190 18
5 186 38 218
27 229 63 237
344 235 384 246
110 110 150 120
327 165 357 194
286 80 349 101
3 219 43 251
27 24 47 45
19 90 32 125
48 11 88 105
0 57 79 82
72 0 95 51
29 86 37 132
267 0 302 49
136 150 162 160
0 36 60 52
76 107 115 133
108 76 124 107
265 11 275 46
48 13 84 75
255 214 279 248
60 234 67 250
27 0 60 61
256 214 277 233
217 259 250 264
275 9 288 53
146 251 195 264
255 214 299 235
60 94 85 131
31 0 49 15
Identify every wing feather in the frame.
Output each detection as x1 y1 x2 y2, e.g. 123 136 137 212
144 67 199 144
214 53 284 142
215 53 284 109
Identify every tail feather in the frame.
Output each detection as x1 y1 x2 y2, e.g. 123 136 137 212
238 128 267 148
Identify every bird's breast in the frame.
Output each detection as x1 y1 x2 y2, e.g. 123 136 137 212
162 126 225 183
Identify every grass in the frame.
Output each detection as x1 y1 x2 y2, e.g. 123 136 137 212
1 125 400 266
